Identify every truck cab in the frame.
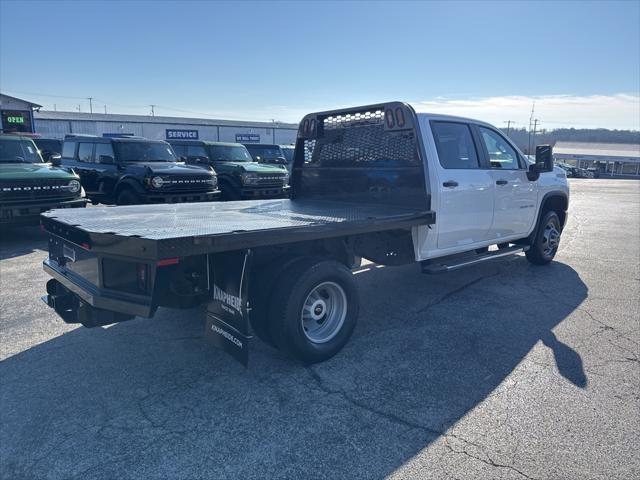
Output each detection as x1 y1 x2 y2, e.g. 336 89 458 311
168 140 290 200
61 135 220 205
411 113 568 260
0 135 86 225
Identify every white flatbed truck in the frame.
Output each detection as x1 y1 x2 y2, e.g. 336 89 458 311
41 102 569 365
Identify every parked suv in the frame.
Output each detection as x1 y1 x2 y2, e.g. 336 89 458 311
0 135 86 225
61 135 219 205
168 140 289 200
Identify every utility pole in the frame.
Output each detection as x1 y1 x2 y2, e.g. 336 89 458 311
503 120 514 136
87 97 93 114
150 105 155 117
104 105 107 114
527 101 536 154
53 104 57 111
532 119 540 150
77 104 81 112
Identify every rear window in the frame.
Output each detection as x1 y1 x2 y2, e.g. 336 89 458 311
431 122 479 169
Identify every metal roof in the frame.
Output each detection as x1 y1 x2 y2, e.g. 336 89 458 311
34 110 298 130
554 141 640 159
0 93 43 109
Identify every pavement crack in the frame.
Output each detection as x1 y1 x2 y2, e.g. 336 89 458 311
444 436 537 480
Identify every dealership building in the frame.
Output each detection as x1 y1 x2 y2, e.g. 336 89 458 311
32 110 298 145
554 141 640 177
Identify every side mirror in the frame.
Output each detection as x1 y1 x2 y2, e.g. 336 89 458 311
180 155 188 162
99 155 115 164
275 156 287 164
50 154 62 166
255 155 262 162
535 145 553 173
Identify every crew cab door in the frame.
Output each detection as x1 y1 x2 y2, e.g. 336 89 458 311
475 126 538 238
430 121 494 249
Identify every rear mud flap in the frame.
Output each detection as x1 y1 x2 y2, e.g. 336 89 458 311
204 250 253 366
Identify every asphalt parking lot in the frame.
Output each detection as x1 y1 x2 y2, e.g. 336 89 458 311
1 179 638 480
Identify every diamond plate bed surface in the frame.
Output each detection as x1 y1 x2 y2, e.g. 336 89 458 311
42 200 427 240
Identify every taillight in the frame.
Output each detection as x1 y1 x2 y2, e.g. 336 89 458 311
385 109 395 129
157 257 180 267
395 107 405 128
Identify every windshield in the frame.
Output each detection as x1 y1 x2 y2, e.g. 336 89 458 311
0 139 44 163
245 145 284 161
114 141 177 162
208 145 253 162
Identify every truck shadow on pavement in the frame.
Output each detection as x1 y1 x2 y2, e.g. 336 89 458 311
0 226 47 260
0 257 587 479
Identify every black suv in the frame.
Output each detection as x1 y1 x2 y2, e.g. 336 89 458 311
61 135 219 205
168 140 289 200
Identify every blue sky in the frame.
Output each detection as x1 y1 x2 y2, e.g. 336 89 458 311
1 0 639 128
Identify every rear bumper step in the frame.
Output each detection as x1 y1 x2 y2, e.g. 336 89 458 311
421 245 529 274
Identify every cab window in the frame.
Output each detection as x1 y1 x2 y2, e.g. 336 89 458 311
479 128 520 169
78 143 94 162
431 122 479 169
62 142 76 158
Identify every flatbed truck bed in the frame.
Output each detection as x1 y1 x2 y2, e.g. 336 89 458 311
41 199 435 260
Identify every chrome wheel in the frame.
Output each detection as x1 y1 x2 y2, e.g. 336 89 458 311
541 221 560 257
301 281 347 344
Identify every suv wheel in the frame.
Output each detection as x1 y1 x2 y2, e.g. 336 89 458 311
116 188 141 206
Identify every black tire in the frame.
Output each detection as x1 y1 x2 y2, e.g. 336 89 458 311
526 211 561 265
267 258 359 364
220 183 241 201
116 188 141 206
249 256 307 348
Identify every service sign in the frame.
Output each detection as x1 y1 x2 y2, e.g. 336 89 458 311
204 250 253 366
166 129 199 140
235 133 260 143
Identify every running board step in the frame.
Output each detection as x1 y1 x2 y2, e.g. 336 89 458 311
421 245 530 274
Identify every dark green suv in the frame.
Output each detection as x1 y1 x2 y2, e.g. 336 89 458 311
0 135 86 225
168 140 289 200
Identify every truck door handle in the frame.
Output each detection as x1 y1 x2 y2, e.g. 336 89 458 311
496 179 508 185
442 181 458 188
